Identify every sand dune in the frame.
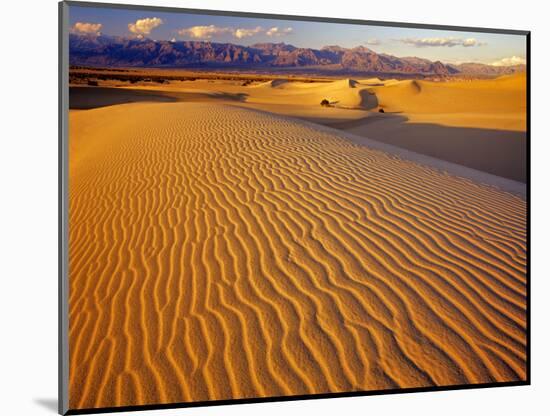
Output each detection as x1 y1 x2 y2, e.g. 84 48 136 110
248 78 378 109
68 102 527 410
254 79 290 88
86 73 526 128
69 86 178 109
70 73 526 181
338 74 527 182
371 74 527 130
70 85 246 109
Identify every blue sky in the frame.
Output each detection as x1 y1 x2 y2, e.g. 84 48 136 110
69 5 526 65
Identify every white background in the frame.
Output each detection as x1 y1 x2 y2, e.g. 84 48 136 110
1 0 548 414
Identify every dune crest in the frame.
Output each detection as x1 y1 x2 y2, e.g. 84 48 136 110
254 79 290 88
332 78 359 88
68 102 527 410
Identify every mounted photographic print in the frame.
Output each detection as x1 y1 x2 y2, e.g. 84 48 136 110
59 1 530 414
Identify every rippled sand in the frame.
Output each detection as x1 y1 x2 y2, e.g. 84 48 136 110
68 102 527 410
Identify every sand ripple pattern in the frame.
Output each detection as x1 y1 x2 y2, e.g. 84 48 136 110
68 102 527 410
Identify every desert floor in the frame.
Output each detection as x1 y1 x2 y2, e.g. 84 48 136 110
68 75 527 410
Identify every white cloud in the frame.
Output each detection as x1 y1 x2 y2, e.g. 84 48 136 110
128 17 163 35
72 22 102 35
266 27 293 37
490 56 527 66
178 25 291 40
399 37 484 47
177 25 233 39
365 38 381 46
234 26 263 39
462 38 478 47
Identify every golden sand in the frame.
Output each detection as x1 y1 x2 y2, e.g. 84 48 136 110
70 73 527 181
68 101 526 409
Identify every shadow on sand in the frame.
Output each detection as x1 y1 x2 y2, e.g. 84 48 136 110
69 86 248 110
328 113 526 183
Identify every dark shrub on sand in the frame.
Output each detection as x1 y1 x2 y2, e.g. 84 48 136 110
378 108 385 113
320 99 330 107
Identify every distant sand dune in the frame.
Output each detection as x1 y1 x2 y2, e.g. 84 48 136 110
69 102 526 410
372 74 526 129
249 78 378 109
253 79 290 88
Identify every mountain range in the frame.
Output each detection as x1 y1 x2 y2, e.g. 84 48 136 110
69 34 526 77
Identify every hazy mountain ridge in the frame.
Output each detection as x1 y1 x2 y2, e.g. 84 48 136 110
69 34 526 77
450 62 526 76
